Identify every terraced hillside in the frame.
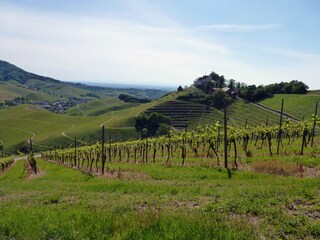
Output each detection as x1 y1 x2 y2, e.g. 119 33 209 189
145 100 210 129
144 98 282 130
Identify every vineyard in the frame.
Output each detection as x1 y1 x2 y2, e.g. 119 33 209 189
0 156 14 172
42 113 320 175
1 101 320 239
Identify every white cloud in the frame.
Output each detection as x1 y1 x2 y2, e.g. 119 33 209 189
0 5 230 86
0 3 319 90
196 24 280 32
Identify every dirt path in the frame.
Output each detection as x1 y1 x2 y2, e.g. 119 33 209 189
250 102 299 122
99 112 116 127
0 126 36 139
76 104 84 114
61 124 87 144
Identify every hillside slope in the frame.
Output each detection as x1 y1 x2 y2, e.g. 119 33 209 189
259 94 320 120
0 60 168 101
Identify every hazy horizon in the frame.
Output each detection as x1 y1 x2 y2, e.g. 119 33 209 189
1 0 320 90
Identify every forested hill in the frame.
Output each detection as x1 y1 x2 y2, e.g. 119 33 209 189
0 60 168 99
0 60 59 84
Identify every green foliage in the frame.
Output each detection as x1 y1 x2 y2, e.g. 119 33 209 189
212 89 232 109
156 123 171 136
118 93 151 103
177 90 232 109
239 81 309 102
209 71 226 88
135 112 171 137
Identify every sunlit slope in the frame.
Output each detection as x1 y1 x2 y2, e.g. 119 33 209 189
144 97 281 130
0 88 293 152
0 82 57 101
0 105 125 151
0 92 181 151
259 94 320 120
66 97 138 116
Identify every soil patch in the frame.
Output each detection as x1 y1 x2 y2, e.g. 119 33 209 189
285 199 320 221
98 169 150 181
252 160 319 178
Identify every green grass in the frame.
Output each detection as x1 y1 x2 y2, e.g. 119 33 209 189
259 94 320 120
195 99 281 129
1 89 319 153
0 104 140 151
0 82 57 101
66 97 139 116
1 133 320 240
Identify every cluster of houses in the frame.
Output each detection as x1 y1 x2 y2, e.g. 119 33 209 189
35 97 89 113
193 74 237 99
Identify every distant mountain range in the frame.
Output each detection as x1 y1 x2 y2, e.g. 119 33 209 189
0 60 169 100
82 82 175 91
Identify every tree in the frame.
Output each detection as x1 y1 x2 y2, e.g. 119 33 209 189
228 79 236 91
135 113 172 137
205 81 216 94
156 123 171 136
209 71 220 81
290 80 308 94
177 86 183 91
135 115 148 133
218 75 226 88
239 85 257 101
212 89 231 109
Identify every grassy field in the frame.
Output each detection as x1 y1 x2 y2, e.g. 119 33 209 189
0 82 58 102
0 90 184 151
2 89 319 153
259 94 320 120
0 105 136 151
66 97 138 116
0 134 320 239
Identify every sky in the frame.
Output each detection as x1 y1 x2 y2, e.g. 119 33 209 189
0 0 320 89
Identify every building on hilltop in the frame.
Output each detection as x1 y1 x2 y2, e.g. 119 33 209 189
193 75 218 89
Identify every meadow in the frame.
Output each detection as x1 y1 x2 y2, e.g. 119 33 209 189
1 130 320 239
259 93 320 120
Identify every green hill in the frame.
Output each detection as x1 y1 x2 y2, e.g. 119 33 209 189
259 94 320 120
0 60 168 102
0 104 138 152
1 61 319 154
2 86 309 152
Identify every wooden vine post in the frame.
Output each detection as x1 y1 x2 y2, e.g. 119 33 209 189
277 98 284 155
223 102 228 169
311 101 318 147
74 138 77 167
101 126 106 174
28 139 37 174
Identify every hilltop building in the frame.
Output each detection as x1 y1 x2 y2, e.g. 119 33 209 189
193 75 218 88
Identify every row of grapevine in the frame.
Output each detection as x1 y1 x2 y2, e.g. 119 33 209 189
0 157 14 172
41 116 320 174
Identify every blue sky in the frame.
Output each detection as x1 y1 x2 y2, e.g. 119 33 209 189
1 0 320 89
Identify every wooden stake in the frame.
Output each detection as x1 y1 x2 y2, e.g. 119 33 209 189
311 101 318 147
224 102 228 169
277 99 284 155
